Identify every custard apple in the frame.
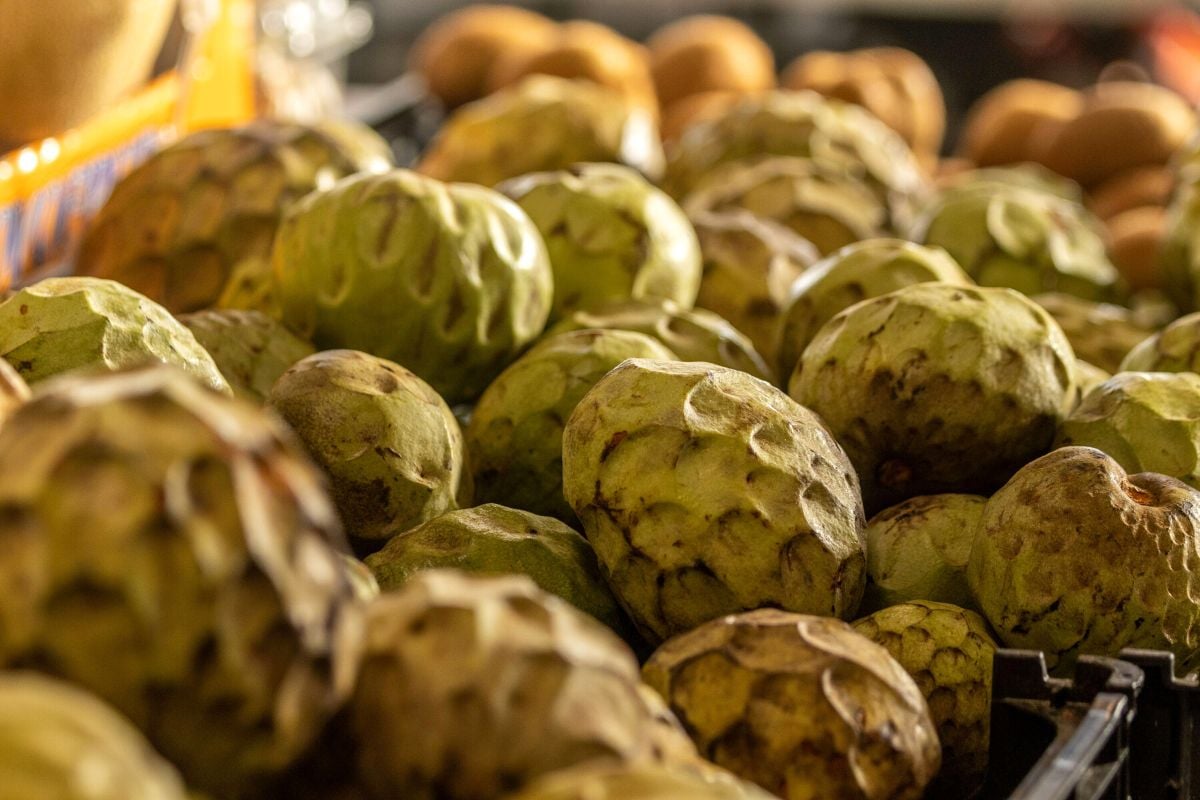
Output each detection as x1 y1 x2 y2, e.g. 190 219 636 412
1121 310 1200 373
1034 292 1155 373
503 763 777 800
180 309 313 403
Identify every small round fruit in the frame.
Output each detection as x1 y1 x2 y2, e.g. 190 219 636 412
958 80 1083 167
647 15 775 108
0 277 230 393
643 609 941 800
467 328 677 521
563 359 866 643
180 309 314 403
968 446 1200 672
790 283 1077 512
268 350 470 545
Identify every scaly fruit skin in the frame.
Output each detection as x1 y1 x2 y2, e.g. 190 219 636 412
690 210 817 366
643 609 941 800
501 163 702 319
418 75 665 187
1121 310 1200 373
0 277 230 394
1034 293 1154 373
503 763 777 800
911 184 1123 302
180 309 314 403
663 90 927 229
852 602 995 798
790 283 1077 513
862 494 986 613
0 672 188 800
0 358 29 423
550 300 774 383
272 170 553 404
683 156 890 255
936 164 1083 203
968 446 1200 673
77 121 392 313
1056 372 1200 489
563 359 866 643
777 239 971 380
467 329 677 521
268 350 470 544
0 366 364 798
365 503 630 634
347 570 696 800
1160 179 1200 311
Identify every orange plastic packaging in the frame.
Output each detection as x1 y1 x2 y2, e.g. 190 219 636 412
0 0 258 289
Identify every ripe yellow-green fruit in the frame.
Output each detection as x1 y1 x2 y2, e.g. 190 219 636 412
691 210 816 366
345 570 696 799
563 359 866 643
643 609 941 800
268 350 470 545
791 282 1077 512
550 300 774 382
1121 311 1200 373
0 277 230 394
664 90 927 226
862 494 985 613
0 672 188 800
271 169 554 404
180 309 314 403
365 503 629 634
1034 293 1155 373
0 358 29 424
418 75 664 187
936 164 1083 203
77 121 392 313
776 238 971 380
1075 360 1112 403
504 762 777 800
683 156 890 255
968 446 1200 672
852 601 996 797
0 366 364 797
501 163 701 319
1056 372 1200 489
467 328 676 520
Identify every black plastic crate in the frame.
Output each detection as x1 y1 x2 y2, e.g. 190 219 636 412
1119 650 1200 800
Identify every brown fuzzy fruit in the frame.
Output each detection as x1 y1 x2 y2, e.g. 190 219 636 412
1107 205 1167 291
647 15 776 108
959 80 1084 167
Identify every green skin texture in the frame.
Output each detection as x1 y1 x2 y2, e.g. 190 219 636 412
418 76 665 187
0 357 30 422
936 165 1083 204
268 350 470 543
0 277 230 394
77 121 393 314
683 156 889 257
562 359 867 644
862 494 986 614
1074 360 1112 404
1056 372 1200 489
968 446 1200 673
1160 179 1200 312
790 283 1078 514
776 238 972 380
0 673 188 800
501 163 702 320
662 90 927 230
1121 310 1200 373
1034 293 1153 374
852 601 996 797
272 169 554 404
549 300 774 383
365 503 631 634
911 185 1124 303
180 309 314 403
690 210 817 368
467 328 677 521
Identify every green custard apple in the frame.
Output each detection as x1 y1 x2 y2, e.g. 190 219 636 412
467 328 676 520
180 309 314 403
1074 360 1112 405
1056 371 1200 488
968 446 1200 673
790 283 1077 512
501 163 701 319
935 164 1083 203
862 494 986 613
1034 292 1155 373
271 169 554 404
643 609 941 800
268 350 470 546
776 239 971 380
0 277 230 393
1121 310 1200 373
1160 178 1200 312
418 75 664 186
0 358 29 424
563 359 866 643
